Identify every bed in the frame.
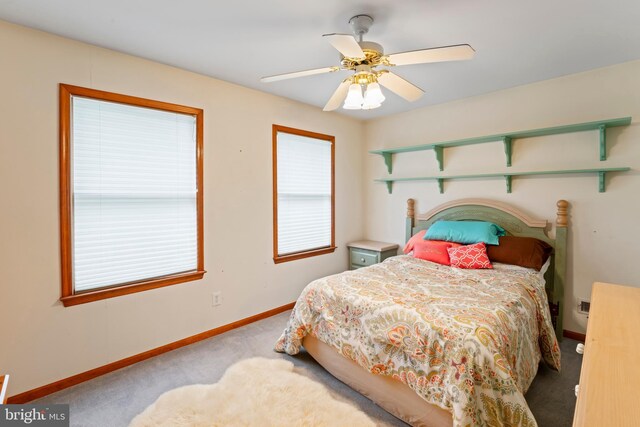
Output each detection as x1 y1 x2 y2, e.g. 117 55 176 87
275 198 568 427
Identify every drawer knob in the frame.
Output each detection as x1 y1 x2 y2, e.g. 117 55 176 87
575 384 579 397
360 257 366 263
576 343 585 354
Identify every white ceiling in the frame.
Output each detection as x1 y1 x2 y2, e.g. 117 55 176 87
1 0 639 119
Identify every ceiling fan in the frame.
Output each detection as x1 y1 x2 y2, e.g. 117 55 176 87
260 15 475 111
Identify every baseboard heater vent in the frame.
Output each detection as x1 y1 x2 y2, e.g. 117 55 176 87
578 299 591 314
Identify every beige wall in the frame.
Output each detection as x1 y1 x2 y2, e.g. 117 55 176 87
364 60 640 335
2 17 639 397
0 20 365 395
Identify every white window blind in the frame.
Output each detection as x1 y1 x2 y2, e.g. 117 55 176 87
71 96 198 292
276 131 332 255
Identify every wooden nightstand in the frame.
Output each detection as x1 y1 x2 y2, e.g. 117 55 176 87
347 240 399 270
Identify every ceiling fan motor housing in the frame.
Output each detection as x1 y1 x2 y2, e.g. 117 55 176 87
340 40 384 69
359 41 383 55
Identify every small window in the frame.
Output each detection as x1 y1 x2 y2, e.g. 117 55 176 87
59 84 205 306
272 125 335 263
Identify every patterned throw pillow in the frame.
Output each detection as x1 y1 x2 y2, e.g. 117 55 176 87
447 242 493 269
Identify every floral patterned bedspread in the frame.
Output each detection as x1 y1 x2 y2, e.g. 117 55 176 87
275 255 560 427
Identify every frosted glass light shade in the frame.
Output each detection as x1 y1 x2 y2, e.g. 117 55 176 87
343 84 363 109
364 82 385 104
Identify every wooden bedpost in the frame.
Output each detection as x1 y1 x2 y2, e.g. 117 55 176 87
405 199 415 243
553 200 569 340
556 200 568 227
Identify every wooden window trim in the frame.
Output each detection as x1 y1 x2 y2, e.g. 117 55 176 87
59 84 205 307
272 124 336 264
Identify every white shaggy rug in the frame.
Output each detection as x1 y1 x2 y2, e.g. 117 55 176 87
129 357 375 427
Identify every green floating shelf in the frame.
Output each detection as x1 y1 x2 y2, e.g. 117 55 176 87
370 117 631 173
376 167 631 194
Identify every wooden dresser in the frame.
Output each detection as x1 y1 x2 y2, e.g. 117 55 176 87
573 282 640 426
0 374 8 404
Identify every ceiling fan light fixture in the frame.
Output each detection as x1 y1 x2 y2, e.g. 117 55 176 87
364 82 385 104
262 14 474 113
356 75 370 85
343 83 364 109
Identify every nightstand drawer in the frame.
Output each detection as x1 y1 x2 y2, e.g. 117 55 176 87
350 249 379 267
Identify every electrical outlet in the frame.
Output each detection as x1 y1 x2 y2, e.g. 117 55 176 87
212 291 222 307
577 299 590 314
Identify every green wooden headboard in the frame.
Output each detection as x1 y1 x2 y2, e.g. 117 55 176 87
405 198 569 340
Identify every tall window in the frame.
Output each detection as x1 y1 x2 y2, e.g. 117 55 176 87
272 125 335 263
59 84 204 306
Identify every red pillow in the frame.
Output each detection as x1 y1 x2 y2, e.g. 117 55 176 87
413 240 462 265
447 242 493 269
403 230 427 254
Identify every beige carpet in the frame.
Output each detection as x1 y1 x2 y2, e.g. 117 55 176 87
130 357 375 427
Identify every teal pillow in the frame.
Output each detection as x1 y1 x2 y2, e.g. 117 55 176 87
424 221 506 245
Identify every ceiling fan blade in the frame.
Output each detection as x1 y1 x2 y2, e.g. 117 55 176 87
323 80 351 111
323 34 365 59
377 72 424 102
261 66 338 83
386 44 475 66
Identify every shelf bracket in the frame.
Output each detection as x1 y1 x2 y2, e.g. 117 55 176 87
433 146 444 171
504 175 512 193
437 178 444 194
503 137 512 167
599 125 607 161
385 181 393 194
382 153 393 174
598 171 605 193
